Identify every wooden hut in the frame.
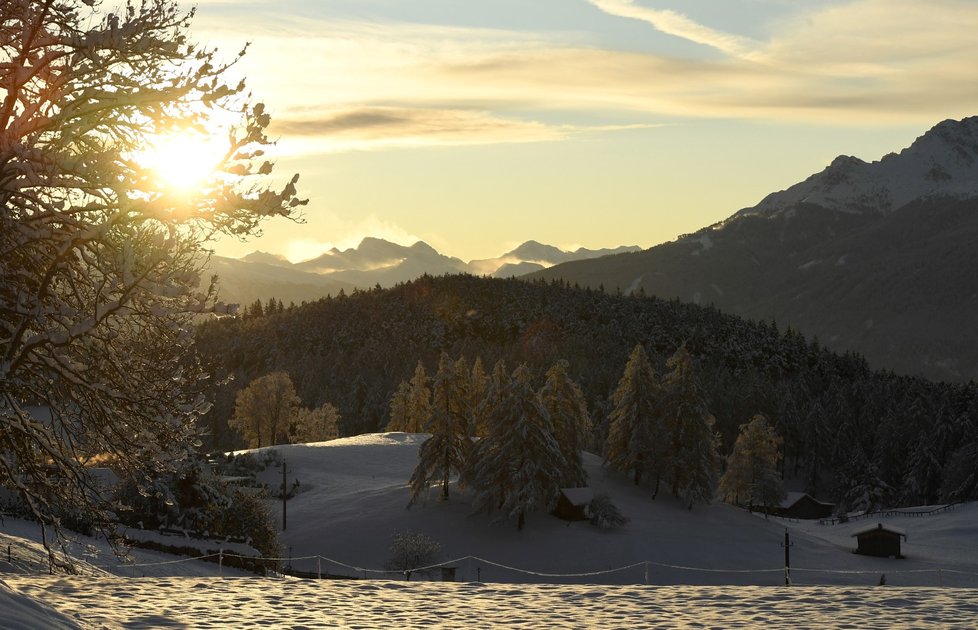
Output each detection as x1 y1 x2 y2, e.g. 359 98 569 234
554 487 593 521
852 523 907 558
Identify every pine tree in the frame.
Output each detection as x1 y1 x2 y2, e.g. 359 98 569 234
468 365 565 530
405 362 433 433
662 346 721 508
606 344 667 495
474 359 509 437
409 353 470 503
386 380 412 432
468 357 489 436
539 360 591 488
718 414 785 511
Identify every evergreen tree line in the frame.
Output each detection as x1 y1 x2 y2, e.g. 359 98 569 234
195 274 978 511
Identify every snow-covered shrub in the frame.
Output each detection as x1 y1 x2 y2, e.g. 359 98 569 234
385 531 442 580
589 493 629 530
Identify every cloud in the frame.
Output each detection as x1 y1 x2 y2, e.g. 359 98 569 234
269 106 661 154
271 107 564 152
197 0 978 147
588 0 758 58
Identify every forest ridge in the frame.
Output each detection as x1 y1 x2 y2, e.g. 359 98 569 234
196 274 978 513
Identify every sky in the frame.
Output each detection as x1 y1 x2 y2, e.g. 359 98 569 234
190 0 978 263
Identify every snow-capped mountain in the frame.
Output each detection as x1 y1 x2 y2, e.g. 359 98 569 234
531 117 978 383
470 240 641 277
742 116 978 217
207 238 639 306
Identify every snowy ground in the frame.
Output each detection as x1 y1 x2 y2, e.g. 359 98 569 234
5 576 978 629
3 433 978 626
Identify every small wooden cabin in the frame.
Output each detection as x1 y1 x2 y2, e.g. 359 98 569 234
776 492 835 520
852 523 907 558
554 487 593 521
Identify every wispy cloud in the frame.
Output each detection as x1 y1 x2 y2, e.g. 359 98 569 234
588 0 758 58
197 0 978 153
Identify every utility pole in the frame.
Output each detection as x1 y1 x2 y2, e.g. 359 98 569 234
282 460 288 531
781 528 793 585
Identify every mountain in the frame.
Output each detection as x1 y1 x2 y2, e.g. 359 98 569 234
204 256 354 308
208 238 641 305
530 116 978 382
469 240 642 277
295 238 470 286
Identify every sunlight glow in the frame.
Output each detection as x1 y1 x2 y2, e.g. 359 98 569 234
139 132 228 193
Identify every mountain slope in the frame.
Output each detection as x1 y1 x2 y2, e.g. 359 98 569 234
532 117 978 382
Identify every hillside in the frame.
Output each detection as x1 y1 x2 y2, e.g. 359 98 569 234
195 274 978 510
530 117 978 383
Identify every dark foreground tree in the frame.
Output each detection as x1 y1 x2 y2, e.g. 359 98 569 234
0 0 304 550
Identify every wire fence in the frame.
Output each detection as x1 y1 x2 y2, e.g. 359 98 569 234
5 539 978 587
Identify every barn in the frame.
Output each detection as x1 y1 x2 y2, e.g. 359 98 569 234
775 492 835 520
553 487 593 521
852 523 907 558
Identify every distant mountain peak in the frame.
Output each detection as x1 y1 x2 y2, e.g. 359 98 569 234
742 115 978 218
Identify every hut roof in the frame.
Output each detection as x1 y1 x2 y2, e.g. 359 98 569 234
559 487 594 506
780 492 834 509
851 522 907 538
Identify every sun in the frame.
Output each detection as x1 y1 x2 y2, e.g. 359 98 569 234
138 131 227 193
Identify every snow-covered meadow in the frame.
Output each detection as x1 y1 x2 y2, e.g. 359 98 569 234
3 433 978 627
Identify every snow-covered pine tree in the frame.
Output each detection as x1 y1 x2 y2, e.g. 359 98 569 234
409 353 470 504
662 346 721 509
473 359 509 437
539 359 591 488
468 364 565 530
718 414 785 511
605 344 667 495
0 0 303 538
467 357 489 436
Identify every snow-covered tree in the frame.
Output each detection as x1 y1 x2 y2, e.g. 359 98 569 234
539 359 591 487
0 0 303 537
385 530 441 581
467 356 488 435
468 364 565 530
473 359 508 437
662 346 720 508
229 372 299 448
409 352 470 503
386 380 412 432
606 344 667 494
289 402 340 444
718 414 785 511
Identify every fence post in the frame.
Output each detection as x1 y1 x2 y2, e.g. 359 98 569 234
218 548 223 576
318 556 322 580
644 561 649 585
